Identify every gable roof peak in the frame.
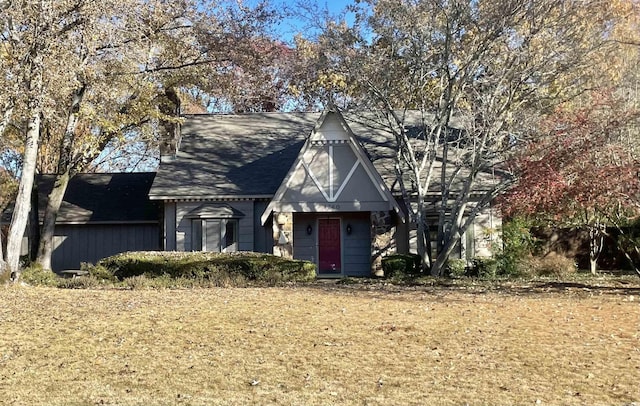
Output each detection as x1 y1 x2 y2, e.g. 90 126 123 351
260 108 403 225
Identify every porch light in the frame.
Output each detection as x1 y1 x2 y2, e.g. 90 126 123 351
306 224 313 235
346 224 353 235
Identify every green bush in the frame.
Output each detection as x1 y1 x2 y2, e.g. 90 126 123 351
57 275 101 289
472 257 499 279
446 259 467 278
496 217 538 276
20 265 60 287
81 263 117 282
381 253 422 277
96 251 316 286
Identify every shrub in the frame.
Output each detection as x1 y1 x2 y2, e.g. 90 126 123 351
20 265 60 287
97 251 316 286
81 263 117 282
496 217 539 276
472 257 499 279
57 276 101 289
381 253 421 277
524 253 577 278
446 259 467 278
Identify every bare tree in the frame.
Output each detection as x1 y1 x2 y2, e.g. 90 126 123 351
0 0 283 277
302 0 622 275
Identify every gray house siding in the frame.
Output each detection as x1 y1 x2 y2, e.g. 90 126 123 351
253 201 273 253
342 212 371 276
51 224 160 271
164 202 177 250
292 213 317 263
293 212 371 276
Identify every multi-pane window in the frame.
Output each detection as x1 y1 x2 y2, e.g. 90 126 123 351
191 219 238 252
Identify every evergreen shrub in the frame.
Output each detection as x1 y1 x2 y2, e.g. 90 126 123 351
96 251 316 286
20 265 60 287
472 257 499 278
381 253 422 277
446 259 467 278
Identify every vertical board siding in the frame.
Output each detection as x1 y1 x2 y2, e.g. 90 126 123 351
164 202 177 250
176 203 193 251
51 224 160 271
253 201 272 253
233 201 254 251
293 212 371 277
293 213 317 264
342 213 371 276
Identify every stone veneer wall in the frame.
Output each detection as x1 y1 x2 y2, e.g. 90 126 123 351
371 211 396 276
272 212 293 258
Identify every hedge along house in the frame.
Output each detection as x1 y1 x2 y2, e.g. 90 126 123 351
149 109 501 276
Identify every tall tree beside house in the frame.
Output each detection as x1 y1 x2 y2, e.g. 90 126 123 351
502 1 640 274
0 0 70 278
0 0 283 277
503 96 640 274
31 0 199 270
298 0 623 275
0 168 18 270
0 0 169 273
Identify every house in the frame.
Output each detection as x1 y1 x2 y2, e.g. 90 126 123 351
148 109 500 277
5 109 500 274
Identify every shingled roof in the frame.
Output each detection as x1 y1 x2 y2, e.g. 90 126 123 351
150 113 319 199
149 111 498 200
36 173 160 224
149 112 397 200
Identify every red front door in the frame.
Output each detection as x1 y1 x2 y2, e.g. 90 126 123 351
318 219 341 274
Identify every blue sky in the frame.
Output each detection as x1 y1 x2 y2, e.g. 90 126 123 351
267 0 358 43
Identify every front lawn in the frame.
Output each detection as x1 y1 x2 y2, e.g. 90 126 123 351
0 280 638 405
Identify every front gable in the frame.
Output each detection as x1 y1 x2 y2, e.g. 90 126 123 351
261 110 401 225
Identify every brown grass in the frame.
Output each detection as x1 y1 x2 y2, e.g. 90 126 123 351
0 281 638 405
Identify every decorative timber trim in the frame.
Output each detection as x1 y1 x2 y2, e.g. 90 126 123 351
260 109 403 225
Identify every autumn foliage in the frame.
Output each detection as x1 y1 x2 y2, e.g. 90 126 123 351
504 90 640 222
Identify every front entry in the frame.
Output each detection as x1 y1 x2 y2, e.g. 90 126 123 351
318 218 341 274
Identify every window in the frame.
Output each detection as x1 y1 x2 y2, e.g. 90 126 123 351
223 220 237 252
191 219 238 252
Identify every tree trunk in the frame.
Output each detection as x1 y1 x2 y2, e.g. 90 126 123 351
414 199 433 272
5 110 41 280
28 182 40 262
621 248 640 278
588 225 603 275
0 220 5 276
423 219 433 270
0 104 13 140
431 199 472 276
431 229 461 276
37 171 70 270
613 226 640 278
36 83 85 271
